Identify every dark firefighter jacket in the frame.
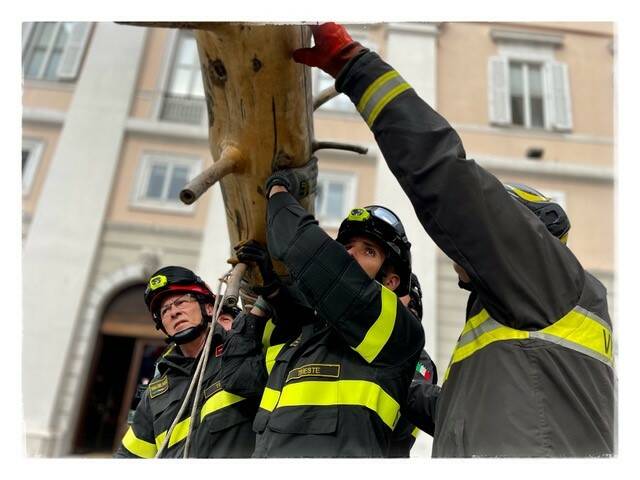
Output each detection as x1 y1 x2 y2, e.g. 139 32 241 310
388 349 438 457
115 320 266 458
252 192 425 457
335 51 615 457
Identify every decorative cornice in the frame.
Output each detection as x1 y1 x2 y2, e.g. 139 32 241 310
387 22 440 36
490 28 564 47
22 107 66 126
105 221 203 239
125 117 209 142
473 154 614 182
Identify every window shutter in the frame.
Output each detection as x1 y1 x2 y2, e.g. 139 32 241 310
57 22 92 80
22 22 34 55
488 56 511 125
548 61 573 131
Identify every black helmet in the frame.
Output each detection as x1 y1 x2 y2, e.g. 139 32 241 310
144 266 215 344
336 205 412 296
504 183 570 244
407 272 423 320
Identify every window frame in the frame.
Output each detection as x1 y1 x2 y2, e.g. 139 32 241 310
314 170 358 229
489 38 572 132
22 138 45 196
508 60 547 130
22 22 91 82
130 152 202 214
155 29 207 126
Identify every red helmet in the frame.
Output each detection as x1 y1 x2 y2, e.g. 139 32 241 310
144 266 215 327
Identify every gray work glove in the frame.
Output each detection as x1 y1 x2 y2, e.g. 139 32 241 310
264 156 318 200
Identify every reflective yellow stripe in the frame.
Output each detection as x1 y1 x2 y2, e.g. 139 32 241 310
357 70 399 111
155 416 191 450
366 82 411 127
460 308 490 336
122 426 157 458
411 426 420 439
531 308 613 366
261 318 276 349
259 387 281 412
265 343 286 375
353 286 397 363
200 390 245 422
444 306 614 383
509 186 548 203
276 380 400 430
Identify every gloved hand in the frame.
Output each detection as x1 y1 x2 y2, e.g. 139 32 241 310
235 240 280 297
293 22 366 78
264 156 318 200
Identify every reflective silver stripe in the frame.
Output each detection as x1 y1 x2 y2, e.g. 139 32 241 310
573 305 610 330
456 317 504 348
529 331 614 368
358 73 409 124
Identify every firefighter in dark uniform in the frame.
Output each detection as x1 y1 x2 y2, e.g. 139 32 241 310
250 174 425 457
388 273 438 457
293 23 615 457
114 266 265 458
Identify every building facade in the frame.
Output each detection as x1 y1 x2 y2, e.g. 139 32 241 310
22 21 615 457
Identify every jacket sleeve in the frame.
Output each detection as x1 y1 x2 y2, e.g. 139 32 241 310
260 282 309 347
336 52 584 330
113 391 157 459
218 312 268 399
267 191 424 367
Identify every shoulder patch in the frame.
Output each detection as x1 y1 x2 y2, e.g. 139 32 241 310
148 374 169 398
204 381 223 399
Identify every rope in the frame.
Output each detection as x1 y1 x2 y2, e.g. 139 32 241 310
154 267 232 458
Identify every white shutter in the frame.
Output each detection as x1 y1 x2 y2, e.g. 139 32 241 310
57 22 92 80
488 56 511 125
548 61 573 131
22 22 34 55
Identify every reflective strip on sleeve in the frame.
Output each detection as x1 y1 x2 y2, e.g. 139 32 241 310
443 306 614 383
200 390 246 422
122 426 157 459
155 415 191 450
356 70 412 127
259 387 281 412
276 379 401 430
353 286 397 363
411 426 420 439
261 318 276 349
265 343 286 375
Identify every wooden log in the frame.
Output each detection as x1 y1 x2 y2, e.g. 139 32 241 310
193 24 315 288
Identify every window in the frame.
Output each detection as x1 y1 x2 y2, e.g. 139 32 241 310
22 139 44 195
132 153 201 213
488 34 572 132
314 171 357 227
313 33 376 113
509 61 545 128
22 22 91 81
160 31 206 125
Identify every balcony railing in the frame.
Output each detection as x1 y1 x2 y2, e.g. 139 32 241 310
160 94 205 125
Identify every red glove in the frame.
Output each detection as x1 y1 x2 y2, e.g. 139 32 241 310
293 22 365 78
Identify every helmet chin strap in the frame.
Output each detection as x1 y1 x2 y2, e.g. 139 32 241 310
164 302 213 346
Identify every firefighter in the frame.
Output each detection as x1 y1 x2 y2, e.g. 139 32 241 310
388 273 439 457
251 173 425 456
114 266 266 458
293 23 615 457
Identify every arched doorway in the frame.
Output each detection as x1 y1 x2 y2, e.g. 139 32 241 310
72 283 165 456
